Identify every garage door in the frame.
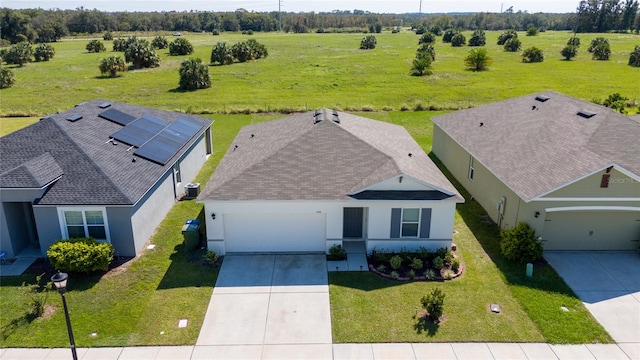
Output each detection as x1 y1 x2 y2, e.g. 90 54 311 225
223 213 326 253
542 211 640 250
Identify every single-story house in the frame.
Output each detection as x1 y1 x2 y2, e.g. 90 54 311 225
432 91 640 250
198 109 463 255
0 100 213 258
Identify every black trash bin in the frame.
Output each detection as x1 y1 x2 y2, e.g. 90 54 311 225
182 219 200 252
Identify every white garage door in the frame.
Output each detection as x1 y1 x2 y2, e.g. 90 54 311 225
224 213 326 253
542 211 639 250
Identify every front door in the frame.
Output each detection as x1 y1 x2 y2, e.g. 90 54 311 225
343 207 364 239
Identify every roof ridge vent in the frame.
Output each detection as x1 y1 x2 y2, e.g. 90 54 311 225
66 114 83 122
99 102 112 109
577 110 596 119
535 95 550 102
331 110 340 124
313 109 325 124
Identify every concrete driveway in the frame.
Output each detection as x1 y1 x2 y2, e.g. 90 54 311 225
196 254 332 353
544 251 640 344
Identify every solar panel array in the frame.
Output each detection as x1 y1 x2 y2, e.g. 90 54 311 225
111 114 169 147
134 117 204 165
99 108 137 126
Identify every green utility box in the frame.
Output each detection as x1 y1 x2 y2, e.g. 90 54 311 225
182 219 200 252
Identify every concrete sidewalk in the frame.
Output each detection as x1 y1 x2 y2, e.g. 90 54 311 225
2 342 638 359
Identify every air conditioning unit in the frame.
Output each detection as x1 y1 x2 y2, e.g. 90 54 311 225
184 183 200 199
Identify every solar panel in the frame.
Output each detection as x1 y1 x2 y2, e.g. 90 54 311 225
134 117 205 165
66 114 83 122
110 114 169 147
99 108 136 126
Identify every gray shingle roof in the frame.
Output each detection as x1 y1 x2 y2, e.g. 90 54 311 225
0 100 212 205
199 110 461 201
432 91 640 201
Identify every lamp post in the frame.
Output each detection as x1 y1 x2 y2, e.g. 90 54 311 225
51 271 78 360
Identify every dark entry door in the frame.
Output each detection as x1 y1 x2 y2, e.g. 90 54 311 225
343 207 364 238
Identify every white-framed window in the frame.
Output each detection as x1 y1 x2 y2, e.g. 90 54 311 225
401 208 420 237
58 207 110 242
173 162 182 184
468 156 475 181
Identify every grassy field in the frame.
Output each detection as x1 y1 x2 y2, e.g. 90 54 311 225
0 30 638 117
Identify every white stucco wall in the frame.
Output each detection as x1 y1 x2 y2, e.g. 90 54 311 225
203 199 458 255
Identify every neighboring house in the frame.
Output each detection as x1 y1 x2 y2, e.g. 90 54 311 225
0 100 213 258
432 91 640 251
198 109 463 255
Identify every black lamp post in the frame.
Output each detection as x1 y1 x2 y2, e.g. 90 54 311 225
51 271 78 360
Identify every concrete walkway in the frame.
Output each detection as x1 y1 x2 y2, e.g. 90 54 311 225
2 342 638 359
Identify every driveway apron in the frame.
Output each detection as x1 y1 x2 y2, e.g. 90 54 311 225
544 251 640 343
196 254 332 347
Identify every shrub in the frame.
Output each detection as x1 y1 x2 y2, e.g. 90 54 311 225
47 238 114 273
169 37 194 55
231 41 251 62
409 257 423 270
468 29 486 46
497 30 518 45
567 37 581 47
603 93 628 114
442 29 458 43
591 43 611 60
5 42 33 66
500 222 543 263
451 258 460 273
526 27 539 36
212 29 220 35
125 39 160 68
450 33 466 47
86 39 106 53
588 37 609 53
433 256 444 270
423 269 435 280
373 249 392 263
376 264 387 273
0 66 16 89
629 45 640 67
442 269 455 280
21 273 51 318
390 271 399 279
327 244 347 260
34 43 55 62
417 43 436 61
421 287 445 321
151 36 168 49
389 255 403 270
112 37 128 52
522 46 544 63
245 39 268 59
99 55 126 77
203 250 219 265
561 45 578 60
103 32 113 40
178 58 211 90
419 32 436 45
464 47 491 71
360 35 377 50
410 56 433 76
211 42 234 65
503 38 522 52
407 269 416 280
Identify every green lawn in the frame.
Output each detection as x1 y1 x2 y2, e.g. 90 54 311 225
0 31 638 117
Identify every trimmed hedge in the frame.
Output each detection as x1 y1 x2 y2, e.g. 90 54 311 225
47 238 114 273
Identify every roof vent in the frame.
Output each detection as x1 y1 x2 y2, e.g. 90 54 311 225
99 102 112 109
313 110 323 124
535 95 550 102
577 110 596 119
331 110 340 124
74 102 88 107
66 114 83 122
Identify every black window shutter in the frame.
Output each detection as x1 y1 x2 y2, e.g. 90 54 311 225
390 208 401 238
419 208 432 238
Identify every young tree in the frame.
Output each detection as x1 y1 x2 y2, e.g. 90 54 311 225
103 32 113 40
169 37 194 55
468 29 486 46
360 35 377 50
99 55 126 77
526 27 539 36
522 47 544 63
421 288 445 322
0 65 16 89
417 43 436 61
442 29 458 43
151 36 168 49
567 36 581 48
124 39 160 68
418 32 436 45
588 37 609 53
561 45 578 60
4 42 33 66
497 30 517 45
450 33 466 47
245 39 268 59
629 45 640 67
34 43 55 62
503 38 522 52
210 42 234 65
231 41 251 62
465 48 491 71
178 58 211 90
592 43 611 60
410 56 433 76
86 39 106 53
603 93 629 113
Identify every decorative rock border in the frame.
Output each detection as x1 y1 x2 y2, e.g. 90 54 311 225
367 250 464 282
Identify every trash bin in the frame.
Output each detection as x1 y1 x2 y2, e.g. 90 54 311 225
182 219 200 252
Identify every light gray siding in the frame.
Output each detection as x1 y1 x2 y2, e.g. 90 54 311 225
174 134 207 197
32 206 62 257
106 207 135 257
131 171 175 254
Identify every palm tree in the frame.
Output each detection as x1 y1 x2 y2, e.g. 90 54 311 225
464 48 491 71
629 45 640 67
410 56 432 76
179 58 211 90
99 56 126 77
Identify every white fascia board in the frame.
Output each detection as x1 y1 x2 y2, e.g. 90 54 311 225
533 197 640 202
348 173 456 197
545 206 640 212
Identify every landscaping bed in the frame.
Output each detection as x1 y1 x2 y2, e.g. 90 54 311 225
368 246 462 281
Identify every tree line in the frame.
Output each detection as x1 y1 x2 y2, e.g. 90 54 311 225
1 2 639 44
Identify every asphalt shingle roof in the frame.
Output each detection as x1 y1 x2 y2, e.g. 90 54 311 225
432 91 640 201
0 100 212 205
199 110 461 201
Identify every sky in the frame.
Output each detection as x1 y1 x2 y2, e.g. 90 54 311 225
4 0 580 14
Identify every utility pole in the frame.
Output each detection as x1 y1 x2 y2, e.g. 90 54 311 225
419 0 423 17
279 0 283 32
